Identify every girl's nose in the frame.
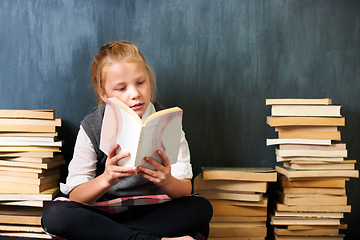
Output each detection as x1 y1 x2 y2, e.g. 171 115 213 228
129 86 140 99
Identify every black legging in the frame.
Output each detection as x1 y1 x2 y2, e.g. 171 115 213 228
41 195 213 240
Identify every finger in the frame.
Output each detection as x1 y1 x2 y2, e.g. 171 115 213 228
106 165 137 179
157 150 170 167
108 144 120 158
114 165 137 173
114 169 137 177
138 162 157 177
143 156 163 170
108 150 130 166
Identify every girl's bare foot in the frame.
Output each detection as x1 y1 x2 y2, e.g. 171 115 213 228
162 236 194 240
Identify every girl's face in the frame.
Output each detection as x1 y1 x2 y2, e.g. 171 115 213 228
100 61 152 118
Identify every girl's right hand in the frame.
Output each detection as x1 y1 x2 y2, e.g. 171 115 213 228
103 144 137 186
69 144 136 204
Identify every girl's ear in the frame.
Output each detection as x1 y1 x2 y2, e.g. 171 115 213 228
99 90 108 103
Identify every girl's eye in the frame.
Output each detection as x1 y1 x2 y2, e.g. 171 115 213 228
116 87 126 91
138 80 145 85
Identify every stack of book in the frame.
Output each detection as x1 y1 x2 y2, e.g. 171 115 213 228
0 109 65 239
266 98 359 240
194 167 277 240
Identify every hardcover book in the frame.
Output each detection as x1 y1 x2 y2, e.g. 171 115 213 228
266 98 332 105
201 167 277 182
271 104 342 117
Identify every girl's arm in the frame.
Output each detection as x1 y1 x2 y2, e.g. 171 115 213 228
137 150 192 198
69 144 137 204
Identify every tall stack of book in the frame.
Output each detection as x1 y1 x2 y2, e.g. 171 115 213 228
194 167 277 240
0 109 65 239
266 98 359 240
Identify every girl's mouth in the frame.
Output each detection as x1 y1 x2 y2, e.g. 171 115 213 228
130 103 144 110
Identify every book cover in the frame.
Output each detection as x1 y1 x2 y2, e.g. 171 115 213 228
2 155 63 164
209 223 267 238
0 140 62 147
275 148 347 158
276 166 359 179
276 155 345 162
0 187 59 201
266 98 332 105
0 125 56 133
279 175 347 188
0 172 59 185
0 151 55 158
287 224 348 230
0 109 55 120
275 125 338 132
0 214 41 225
0 158 65 169
267 138 331 146
0 180 59 194
211 203 267 216
0 169 59 179
1 200 47 208
274 211 343 218
0 132 57 138
282 187 346 195
270 215 341 225
210 197 268 207
0 146 60 152
283 161 355 170
0 232 51 239
201 167 277 182
100 97 183 169
0 205 43 225
274 226 339 236
267 116 345 127
0 118 61 126
279 143 346 150
277 191 348 206
0 136 56 142
274 234 344 240
277 130 341 140
195 189 263 202
194 173 268 193
271 105 342 117
0 224 44 233
275 202 351 213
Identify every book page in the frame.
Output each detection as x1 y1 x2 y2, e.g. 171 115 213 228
136 110 182 170
100 99 142 167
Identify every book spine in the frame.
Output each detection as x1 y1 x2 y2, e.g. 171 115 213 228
134 128 145 167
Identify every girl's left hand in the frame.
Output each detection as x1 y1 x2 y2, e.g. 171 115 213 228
137 150 173 188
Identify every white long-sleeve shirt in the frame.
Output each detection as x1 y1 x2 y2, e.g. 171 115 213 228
60 102 193 195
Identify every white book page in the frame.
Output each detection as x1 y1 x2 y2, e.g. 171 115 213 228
100 100 142 167
136 111 182 170
116 109 142 167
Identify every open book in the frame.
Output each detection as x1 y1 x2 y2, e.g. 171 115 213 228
100 97 183 170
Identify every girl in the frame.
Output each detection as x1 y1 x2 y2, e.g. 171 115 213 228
41 41 213 240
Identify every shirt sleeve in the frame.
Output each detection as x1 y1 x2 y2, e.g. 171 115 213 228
171 130 193 179
60 126 98 195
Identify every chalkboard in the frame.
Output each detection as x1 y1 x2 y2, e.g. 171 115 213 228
0 0 359 239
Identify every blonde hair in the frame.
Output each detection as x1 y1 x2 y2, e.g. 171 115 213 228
90 40 157 106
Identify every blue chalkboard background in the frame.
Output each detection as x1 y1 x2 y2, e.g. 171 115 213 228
0 0 359 239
